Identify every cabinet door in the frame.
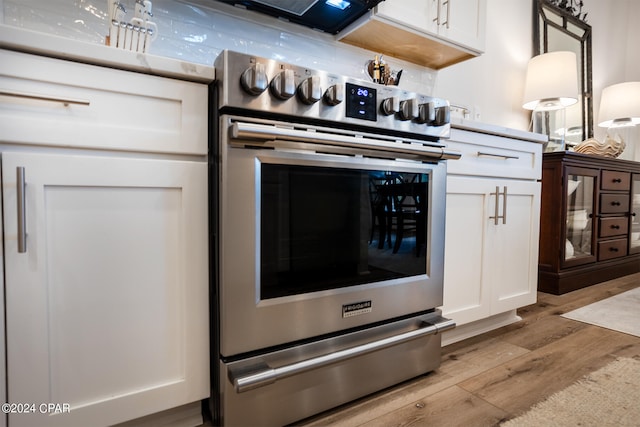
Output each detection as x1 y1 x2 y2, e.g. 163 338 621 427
376 0 437 34
443 177 540 325
439 0 486 52
442 177 492 325
563 166 598 268
489 180 540 313
1 151 208 427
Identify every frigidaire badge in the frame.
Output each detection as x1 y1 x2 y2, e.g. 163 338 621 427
342 301 372 318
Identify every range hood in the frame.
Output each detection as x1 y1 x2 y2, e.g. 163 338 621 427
213 0 385 34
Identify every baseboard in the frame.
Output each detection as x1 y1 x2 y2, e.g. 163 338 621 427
441 310 521 347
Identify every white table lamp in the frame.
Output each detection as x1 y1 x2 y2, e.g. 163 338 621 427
598 82 640 161
523 51 579 151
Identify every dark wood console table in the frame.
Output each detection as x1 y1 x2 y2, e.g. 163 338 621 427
538 152 640 294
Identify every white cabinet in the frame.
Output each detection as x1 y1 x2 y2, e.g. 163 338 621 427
0 50 209 427
376 0 486 52
441 127 542 345
339 0 486 69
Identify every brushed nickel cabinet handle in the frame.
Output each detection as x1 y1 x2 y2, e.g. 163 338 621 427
489 186 507 225
442 0 450 28
0 89 91 106
16 167 27 253
502 186 508 225
490 186 500 225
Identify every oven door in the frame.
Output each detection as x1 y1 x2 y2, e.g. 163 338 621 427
216 116 451 357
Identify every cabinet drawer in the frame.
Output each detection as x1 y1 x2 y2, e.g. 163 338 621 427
446 129 542 180
600 193 630 214
599 217 628 238
598 238 628 261
0 49 207 155
601 170 631 191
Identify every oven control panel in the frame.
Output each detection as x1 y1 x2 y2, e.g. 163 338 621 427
215 50 450 139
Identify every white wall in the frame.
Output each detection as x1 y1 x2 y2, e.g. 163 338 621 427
586 0 640 155
433 0 534 131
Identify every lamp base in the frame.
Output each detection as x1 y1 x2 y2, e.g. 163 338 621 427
532 108 567 152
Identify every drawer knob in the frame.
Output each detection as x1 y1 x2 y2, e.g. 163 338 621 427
609 247 619 252
612 178 622 183
611 225 620 229
611 201 621 206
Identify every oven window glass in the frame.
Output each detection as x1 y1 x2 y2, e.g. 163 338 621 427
261 164 429 300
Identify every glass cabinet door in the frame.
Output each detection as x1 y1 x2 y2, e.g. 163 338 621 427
563 167 598 267
631 173 640 255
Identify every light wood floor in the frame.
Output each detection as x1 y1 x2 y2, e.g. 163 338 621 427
297 273 640 427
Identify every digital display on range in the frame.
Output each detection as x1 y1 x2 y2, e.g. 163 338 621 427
345 83 377 122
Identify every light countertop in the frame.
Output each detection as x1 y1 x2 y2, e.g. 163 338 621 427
0 25 215 83
450 117 547 143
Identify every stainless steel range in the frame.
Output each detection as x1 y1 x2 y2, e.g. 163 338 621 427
209 50 460 426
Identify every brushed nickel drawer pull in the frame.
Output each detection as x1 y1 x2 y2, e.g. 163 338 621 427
477 151 520 160
0 89 91 106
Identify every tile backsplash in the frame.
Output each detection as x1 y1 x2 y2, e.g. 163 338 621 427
1 0 435 93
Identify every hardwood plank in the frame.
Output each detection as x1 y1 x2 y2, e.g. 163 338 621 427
458 325 640 415
362 385 509 427
489 313 589 351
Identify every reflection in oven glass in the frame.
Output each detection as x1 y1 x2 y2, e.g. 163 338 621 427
261 164 429 299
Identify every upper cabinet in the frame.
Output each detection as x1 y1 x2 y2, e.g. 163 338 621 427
338 0 486 69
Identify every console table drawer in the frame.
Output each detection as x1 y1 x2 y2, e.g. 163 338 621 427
599 217 628 238
598 238 628 261
601 170 631 191
600 193 630 214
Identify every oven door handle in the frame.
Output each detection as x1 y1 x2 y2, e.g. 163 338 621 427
231 121 461 161
231 317 456 393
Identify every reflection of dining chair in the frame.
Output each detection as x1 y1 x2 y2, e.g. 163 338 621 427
389 178 426 256
369 174 396 249
371 174 427 256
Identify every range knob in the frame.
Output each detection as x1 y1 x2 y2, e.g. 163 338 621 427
270 69 296 100
324 84 344 106
434 105 451 126
240 62 268 95
297 76 322 105
381 97 400 115
398 98 419 121
418 102 436 124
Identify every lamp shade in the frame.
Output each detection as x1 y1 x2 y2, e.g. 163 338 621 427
522 51 579 111
598 81 640 127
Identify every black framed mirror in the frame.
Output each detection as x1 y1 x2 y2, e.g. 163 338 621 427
534 0 593 145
